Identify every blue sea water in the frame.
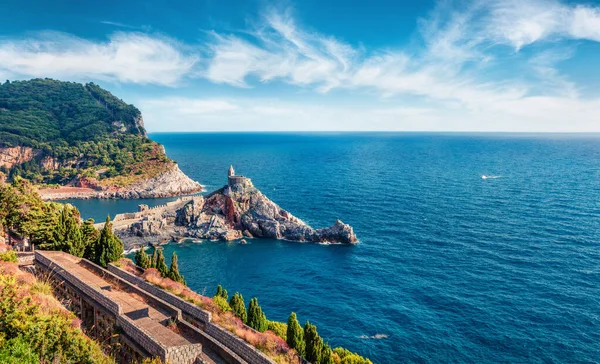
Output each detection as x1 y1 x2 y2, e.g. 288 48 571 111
68 133 600 363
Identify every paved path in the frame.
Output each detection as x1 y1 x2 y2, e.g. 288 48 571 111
45 252 192 348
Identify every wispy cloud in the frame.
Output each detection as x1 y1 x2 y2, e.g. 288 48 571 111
0 31 197 86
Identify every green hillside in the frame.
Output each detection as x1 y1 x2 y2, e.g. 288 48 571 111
0 79 172 186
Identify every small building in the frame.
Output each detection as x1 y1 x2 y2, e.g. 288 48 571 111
225 165 253 193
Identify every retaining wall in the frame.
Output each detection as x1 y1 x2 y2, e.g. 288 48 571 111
108 264 274 364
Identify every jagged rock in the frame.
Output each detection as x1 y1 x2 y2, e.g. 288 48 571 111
315 220 358 244
175 196 205 226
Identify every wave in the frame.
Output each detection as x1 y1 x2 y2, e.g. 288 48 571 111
481 175 502 179
359 334 388 340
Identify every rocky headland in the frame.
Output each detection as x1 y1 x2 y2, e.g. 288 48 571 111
114 166 357 248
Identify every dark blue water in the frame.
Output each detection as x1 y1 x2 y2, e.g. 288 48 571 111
69 133 600 363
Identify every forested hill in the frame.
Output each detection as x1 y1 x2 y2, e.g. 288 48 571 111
0 79 173 187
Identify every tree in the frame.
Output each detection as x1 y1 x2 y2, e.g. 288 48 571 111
304 322 323 364
247 298 268 332
215 285 228 300
135 247 151 269
150 246 158 268
94 215 123 267
286 312 305 357
156 249 169 277
321 343 334 364
229 293 247 323
168 252 185 284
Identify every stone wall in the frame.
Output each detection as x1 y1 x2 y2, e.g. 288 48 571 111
108 264 211 324
35 252 122 316
108 263 274 364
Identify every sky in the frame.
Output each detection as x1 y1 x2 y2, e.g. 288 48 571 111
1 0 600 132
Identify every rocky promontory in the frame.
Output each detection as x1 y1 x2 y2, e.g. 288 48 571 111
39 164 202 200
114 166 357 247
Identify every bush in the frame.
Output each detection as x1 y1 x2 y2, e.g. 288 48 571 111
267 320 288 340
0 251 17 263
0 336 40 364
213 295 232 313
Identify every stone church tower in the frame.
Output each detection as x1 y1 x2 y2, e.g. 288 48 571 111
228 165 235 177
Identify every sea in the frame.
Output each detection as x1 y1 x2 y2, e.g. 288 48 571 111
64 133 600 363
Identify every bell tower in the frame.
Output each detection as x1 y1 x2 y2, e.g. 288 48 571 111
228 165 235 177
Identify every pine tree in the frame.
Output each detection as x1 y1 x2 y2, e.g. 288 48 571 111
247 298 268 332
229 293 247 323
168 252 185 284
95 215 124 268
286 312 305 357
304 322 323 364
156 249 169 277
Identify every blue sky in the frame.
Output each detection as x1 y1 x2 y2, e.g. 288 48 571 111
2 0 600 132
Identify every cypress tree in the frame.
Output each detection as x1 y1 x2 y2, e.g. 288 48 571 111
168 252 185 284
229 293 247 323
150 246 158 268
304 322 323 364
95 215 124 268
221 288 228 300
321 343 334 364
135 247 150 269
247 298 268 332
63 205 85 257
286 312 305 357
216 285 223 297
81 218 99 260
156 249 169 277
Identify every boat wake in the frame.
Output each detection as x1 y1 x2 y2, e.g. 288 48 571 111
481 175 502 180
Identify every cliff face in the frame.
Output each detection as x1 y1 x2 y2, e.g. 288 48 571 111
174 177 358 244
0 147 38 169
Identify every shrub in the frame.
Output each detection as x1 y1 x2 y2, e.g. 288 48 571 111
304 322 323 364
229 292 247 324
0 336 40 364
333 347 373 364
0 250 17 263
267 320 288 341
213 295 232 313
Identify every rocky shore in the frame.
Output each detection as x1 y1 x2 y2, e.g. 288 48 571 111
114 166 357 248
39 164 203 200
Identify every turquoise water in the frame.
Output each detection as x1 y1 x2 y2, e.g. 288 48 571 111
69 133 600 363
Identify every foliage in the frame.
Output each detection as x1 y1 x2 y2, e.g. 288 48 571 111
247 298 268 332
0 268 113 363
0 336 40 364
229 292 247 324
215 284 229 300
213 295 232 313
0 250 17 263
304 322 323 364
155 249 169 277
135 247 151 269
267 320 288 341
150 246 158 268
168 252 185 285
287 312 305 357
321 343 334 364
0 78 172 186
90 216 123 268
0 178 123 264
333 348 373 364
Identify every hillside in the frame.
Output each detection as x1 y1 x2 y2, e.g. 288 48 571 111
0 79 201 198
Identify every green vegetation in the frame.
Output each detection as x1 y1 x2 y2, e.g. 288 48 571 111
155 249 169 277
150 247 158 268
0 270 113 363
333 347 373 364
167 252 185 285
305 322 324 364
0 178 123 267
229 292 247 323
0 250 17 263
134 247 151 269
247 297 268 332
0 79 172 186
267 320 287 340
215 284 228 301
287 312 305 356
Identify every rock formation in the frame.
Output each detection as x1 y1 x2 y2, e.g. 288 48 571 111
174 166 358 244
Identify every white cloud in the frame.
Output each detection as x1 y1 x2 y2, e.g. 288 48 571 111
0 32 197 86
